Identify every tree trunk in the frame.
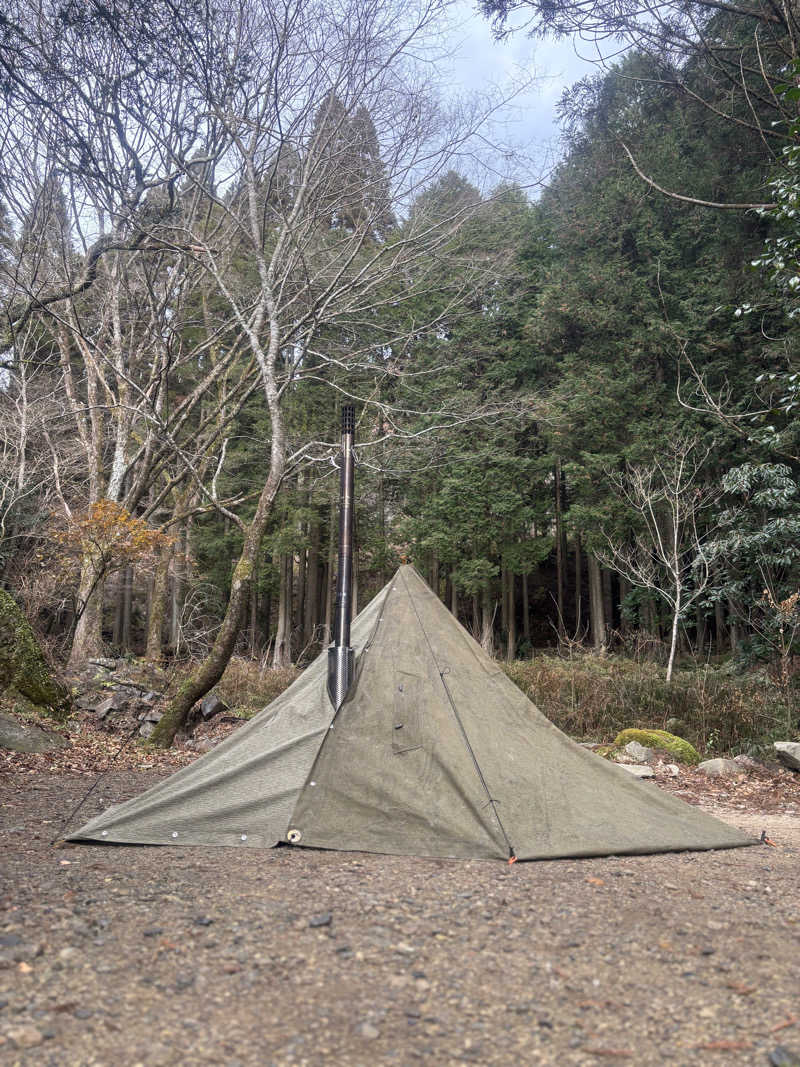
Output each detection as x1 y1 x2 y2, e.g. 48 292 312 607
602 566 614 637
171 521 190 654
112 570 125 648
728 599 740 652
481 585 494 656
715 599 726 654
587 553 606 653
150 443 286 748
450 569 458 618
554 458 566 631
272 553 292 668
695 606 707 656
522 570 530 642
249 552 259 657
145 543 172 665
500 560 509 637
304 512 320 647
666 588 681 683
618 575 630 634
573 534 583 635
431 551 439 600
68 560 105 666
506 569 516 662
472 594 480 636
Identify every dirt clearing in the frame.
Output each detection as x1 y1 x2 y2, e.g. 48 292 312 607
2 765 799 1066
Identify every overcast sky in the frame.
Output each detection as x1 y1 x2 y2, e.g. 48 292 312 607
442 1 601 188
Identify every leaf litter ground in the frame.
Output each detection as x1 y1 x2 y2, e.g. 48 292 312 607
2 714 799 1065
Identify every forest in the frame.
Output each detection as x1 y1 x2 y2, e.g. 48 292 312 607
1 0 799 752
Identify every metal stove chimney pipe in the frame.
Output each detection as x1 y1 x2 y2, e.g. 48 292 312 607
327 405 356 710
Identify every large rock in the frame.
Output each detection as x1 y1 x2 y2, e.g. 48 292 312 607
200 694 228 721
698 758 745 778
93 692 132 719
619 764 654 779
0 590 69 716
0 711 67 753
623 740 654 763
774 742 800 772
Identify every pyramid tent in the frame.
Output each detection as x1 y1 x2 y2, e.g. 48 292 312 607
71 566 755 860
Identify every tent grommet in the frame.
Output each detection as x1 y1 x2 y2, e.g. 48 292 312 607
287 829 302 844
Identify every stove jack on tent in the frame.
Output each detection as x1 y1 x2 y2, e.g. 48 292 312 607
327 405 356 713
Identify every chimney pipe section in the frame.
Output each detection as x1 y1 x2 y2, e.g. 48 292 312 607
327 405 356 710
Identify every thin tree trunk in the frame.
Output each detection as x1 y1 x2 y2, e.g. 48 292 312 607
431 551 439 600
573 535 582 636
150 430 287 747
481 584 494 656
587 553 606 653
666 588 681 683
450 569 458 618
695 606 707 657
273 553 292 668
715 599 726 654
554 458 565 631
304 511 320 647
506 569 516 662
146 544 172 665
522 570 530 642
472 594 480 636
728 599 740 652
500 560 509 637
602 566 614 637
112 571 125 648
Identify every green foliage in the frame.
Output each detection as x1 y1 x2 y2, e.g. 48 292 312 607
502 654 790 755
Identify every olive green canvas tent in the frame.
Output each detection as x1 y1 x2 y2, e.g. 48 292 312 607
70 566 755 860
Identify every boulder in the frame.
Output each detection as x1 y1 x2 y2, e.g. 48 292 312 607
623 740 654 763
697 758 745 778
774 742 800 772
0 711 67 753
612 728 700 765
139 715 163 738
87 657 117 671
0 590 69 717
619 764 654 779
93 692 132 719
200 694 228 721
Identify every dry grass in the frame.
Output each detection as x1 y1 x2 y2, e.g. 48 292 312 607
502 652 796 757
212 656 300 718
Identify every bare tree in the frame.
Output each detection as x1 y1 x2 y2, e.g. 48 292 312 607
599 438 721 682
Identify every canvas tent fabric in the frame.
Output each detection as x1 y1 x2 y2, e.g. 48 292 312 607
70 566 755 860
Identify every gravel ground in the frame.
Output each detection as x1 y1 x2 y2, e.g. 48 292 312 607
2 768 800 1067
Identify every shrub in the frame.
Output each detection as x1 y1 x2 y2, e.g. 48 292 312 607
502 652 793 756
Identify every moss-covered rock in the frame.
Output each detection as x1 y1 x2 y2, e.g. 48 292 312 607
612 728 700 765
0 590 69 719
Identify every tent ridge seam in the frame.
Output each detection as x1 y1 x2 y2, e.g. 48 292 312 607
399 570 515 857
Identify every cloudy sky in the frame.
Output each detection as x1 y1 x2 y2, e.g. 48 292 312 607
442 1 601 187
